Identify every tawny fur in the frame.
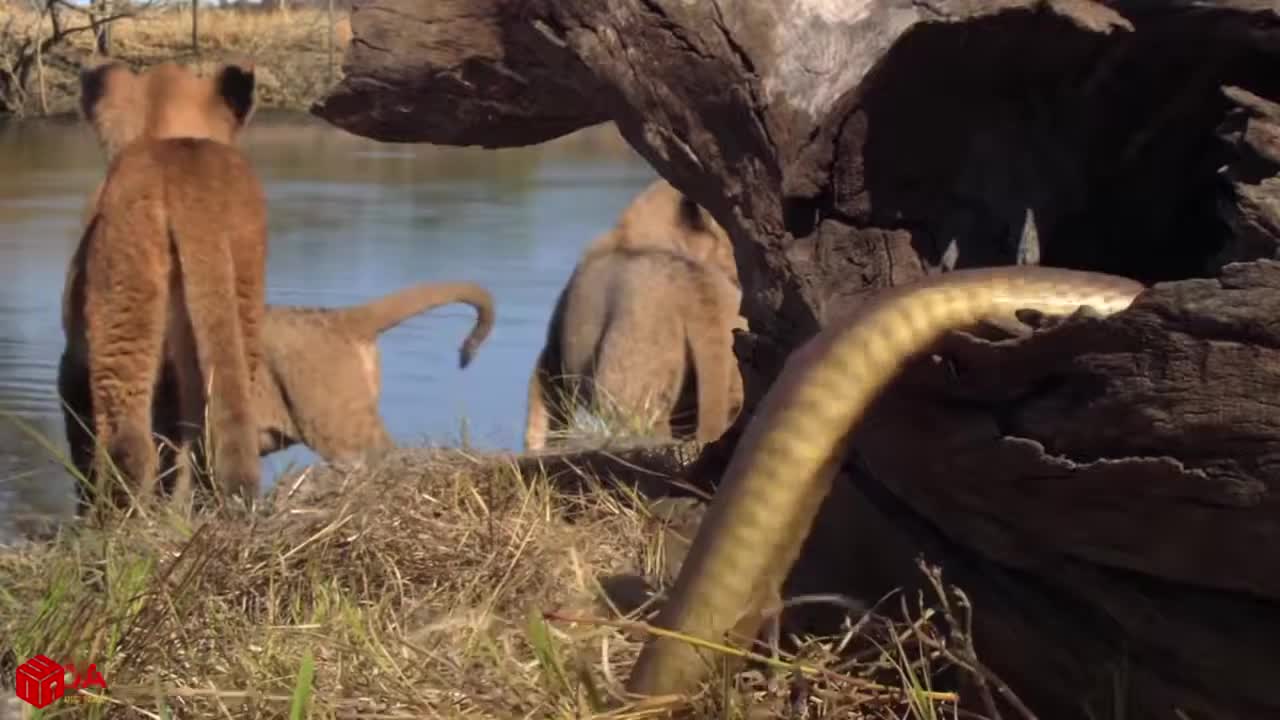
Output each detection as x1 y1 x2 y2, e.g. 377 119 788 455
524 180 747 451
61 59 267 512
60 280 495 505
581 178 740 286
246 282 495 463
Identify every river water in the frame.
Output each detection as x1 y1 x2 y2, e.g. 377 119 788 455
0 111 656 540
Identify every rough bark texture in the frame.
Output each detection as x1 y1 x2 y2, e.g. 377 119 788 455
314 1 1280 718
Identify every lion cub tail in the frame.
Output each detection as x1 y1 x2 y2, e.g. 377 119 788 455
684 270 740 445
340 282 497 369
167 198 261 500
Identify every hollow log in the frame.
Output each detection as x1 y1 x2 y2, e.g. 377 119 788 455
314 1 1280 717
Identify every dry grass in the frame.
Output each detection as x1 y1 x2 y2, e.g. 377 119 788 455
535 376 694 452
109 6 337 56
0 441 993 719
0 3 345 115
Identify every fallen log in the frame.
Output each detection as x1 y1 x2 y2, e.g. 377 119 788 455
314 1 1280 717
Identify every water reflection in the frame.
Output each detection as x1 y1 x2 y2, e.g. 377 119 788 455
0 111 656 539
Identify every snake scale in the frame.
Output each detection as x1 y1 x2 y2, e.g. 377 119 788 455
625 265 1147 696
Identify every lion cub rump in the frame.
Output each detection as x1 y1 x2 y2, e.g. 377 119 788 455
524 179 746 451
567 250 740 436
70 61 267 507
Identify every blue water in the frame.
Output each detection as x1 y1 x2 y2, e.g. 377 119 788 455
0 111 655 536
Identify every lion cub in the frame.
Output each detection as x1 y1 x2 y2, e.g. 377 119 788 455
60 281 496 508
524 178 747 451
62 60 268 511
248 281 495 463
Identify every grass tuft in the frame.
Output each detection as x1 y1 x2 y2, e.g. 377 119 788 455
1 442 997 719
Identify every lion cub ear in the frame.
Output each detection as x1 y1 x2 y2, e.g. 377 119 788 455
215 61 257 131
79 60 142 159
78 58 124 121
676 193 709 233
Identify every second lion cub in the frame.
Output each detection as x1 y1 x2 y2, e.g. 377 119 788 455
64 60 268 509
524 179 746 451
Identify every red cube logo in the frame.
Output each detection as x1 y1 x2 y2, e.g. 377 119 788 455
15 654 66 709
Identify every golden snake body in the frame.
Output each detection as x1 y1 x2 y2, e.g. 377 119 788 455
626 265 1146 696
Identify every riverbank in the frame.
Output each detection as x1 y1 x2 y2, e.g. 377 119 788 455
0 4 345 116
0 3 636 150
0 445 967 718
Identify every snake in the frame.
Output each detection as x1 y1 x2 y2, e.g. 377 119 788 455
624 265 1147 696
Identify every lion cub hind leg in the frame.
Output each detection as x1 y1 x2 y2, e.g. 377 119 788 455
164 288 215 502
82 210 171 509
173 261 259 501
304 409 395 468
683 275 738 444
524 346 575 452
592 306 686 439
166 184 262 503
57 347 100 513
278 353 395 466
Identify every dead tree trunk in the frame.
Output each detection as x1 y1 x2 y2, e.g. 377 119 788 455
313 1 1280 717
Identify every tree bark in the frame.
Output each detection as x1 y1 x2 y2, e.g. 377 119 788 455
314 1 1280 717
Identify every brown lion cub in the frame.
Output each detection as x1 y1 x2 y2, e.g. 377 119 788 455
248 282 495 463
60 281 495 509
523 179 746 451
63 60 268 510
